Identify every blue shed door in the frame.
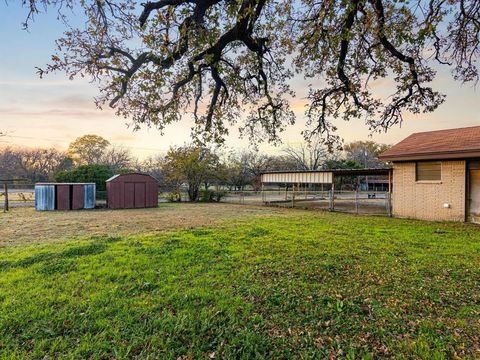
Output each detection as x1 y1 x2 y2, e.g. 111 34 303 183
35 185 55 211
83 184 96 209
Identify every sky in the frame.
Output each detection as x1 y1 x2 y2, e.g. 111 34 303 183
0 2 479 159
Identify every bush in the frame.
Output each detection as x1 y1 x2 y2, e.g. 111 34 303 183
199 189 214 202
213 190 227 202
165 192 182 202
55 165 113 192
200 189 226 202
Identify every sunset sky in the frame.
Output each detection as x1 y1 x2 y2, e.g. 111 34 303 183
1 2 478 159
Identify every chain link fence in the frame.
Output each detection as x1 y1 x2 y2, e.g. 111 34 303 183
221 188 392 216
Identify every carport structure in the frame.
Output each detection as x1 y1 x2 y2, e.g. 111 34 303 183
260 168 393 215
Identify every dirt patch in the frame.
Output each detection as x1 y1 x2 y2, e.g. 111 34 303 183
0 203 284 247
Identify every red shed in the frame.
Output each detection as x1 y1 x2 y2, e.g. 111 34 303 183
106 173 159 209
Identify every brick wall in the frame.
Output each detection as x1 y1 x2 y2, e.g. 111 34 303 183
392 161 466 221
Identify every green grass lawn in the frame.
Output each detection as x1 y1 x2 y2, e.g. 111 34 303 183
1 207 480 359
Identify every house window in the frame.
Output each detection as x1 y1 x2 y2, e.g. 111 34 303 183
416 161 441 181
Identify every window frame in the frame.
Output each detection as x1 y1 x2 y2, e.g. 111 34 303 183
415 161 442 182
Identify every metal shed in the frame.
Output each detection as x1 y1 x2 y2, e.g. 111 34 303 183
106 173 159 209
35 183 96 211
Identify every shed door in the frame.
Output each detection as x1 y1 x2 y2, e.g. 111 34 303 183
468 170 480 223
56 185 71 210
134 182 146 208
124 182 135 208
84 184 95 209
35 185 55 211
72 185 85 210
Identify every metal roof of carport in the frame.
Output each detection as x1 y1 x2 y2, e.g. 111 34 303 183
261 168 392 184
261 168 392 176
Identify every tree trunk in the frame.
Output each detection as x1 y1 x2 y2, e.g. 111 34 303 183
188 183 200 202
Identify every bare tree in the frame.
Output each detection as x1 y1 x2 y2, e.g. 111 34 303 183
282 137 329 170
225 150 297 190
0 147 72 182
0 147 21 179
134 154 165 182
101 146 133 172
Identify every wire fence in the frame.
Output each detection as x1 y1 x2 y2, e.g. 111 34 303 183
0 184 35 210
2 185 392 216
221 189 392 216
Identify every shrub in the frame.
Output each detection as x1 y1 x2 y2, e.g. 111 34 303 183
199 189 214 202
213 190 227 202
55 165 113 192
200 189 226 202
165 192 182 202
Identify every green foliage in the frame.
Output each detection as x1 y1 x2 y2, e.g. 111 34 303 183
199 189 215 202
344 141 391 158
213 190 227 202
68 134 110 165
163 145 222 202
116 168 136 175
343 141 392 168
199 189 227 202
55 164 113 191
165 192 182 202
1 209 480 358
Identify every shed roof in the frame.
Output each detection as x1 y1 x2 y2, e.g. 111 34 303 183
35 182 96 186
379 126 480 161
106 172 159 183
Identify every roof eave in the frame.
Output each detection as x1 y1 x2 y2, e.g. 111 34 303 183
380 150 480 162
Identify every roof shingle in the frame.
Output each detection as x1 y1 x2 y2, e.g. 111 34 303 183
379 126 480 161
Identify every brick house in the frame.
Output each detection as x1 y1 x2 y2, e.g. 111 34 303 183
379 126 480 223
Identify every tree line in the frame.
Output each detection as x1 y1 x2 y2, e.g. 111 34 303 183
0 134 390 201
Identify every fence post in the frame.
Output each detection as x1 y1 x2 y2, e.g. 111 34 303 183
3 183 8 212
355 189 359 214
292 184 295 208
388 170 393 217
387 191 392 217
330 182 335 211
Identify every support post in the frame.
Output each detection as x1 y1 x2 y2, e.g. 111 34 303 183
3 183 9 212
388 169 393 217
285 185 288 201
355 189 359 214
292 184 295 208
330 178 335 211
261 184 265 204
